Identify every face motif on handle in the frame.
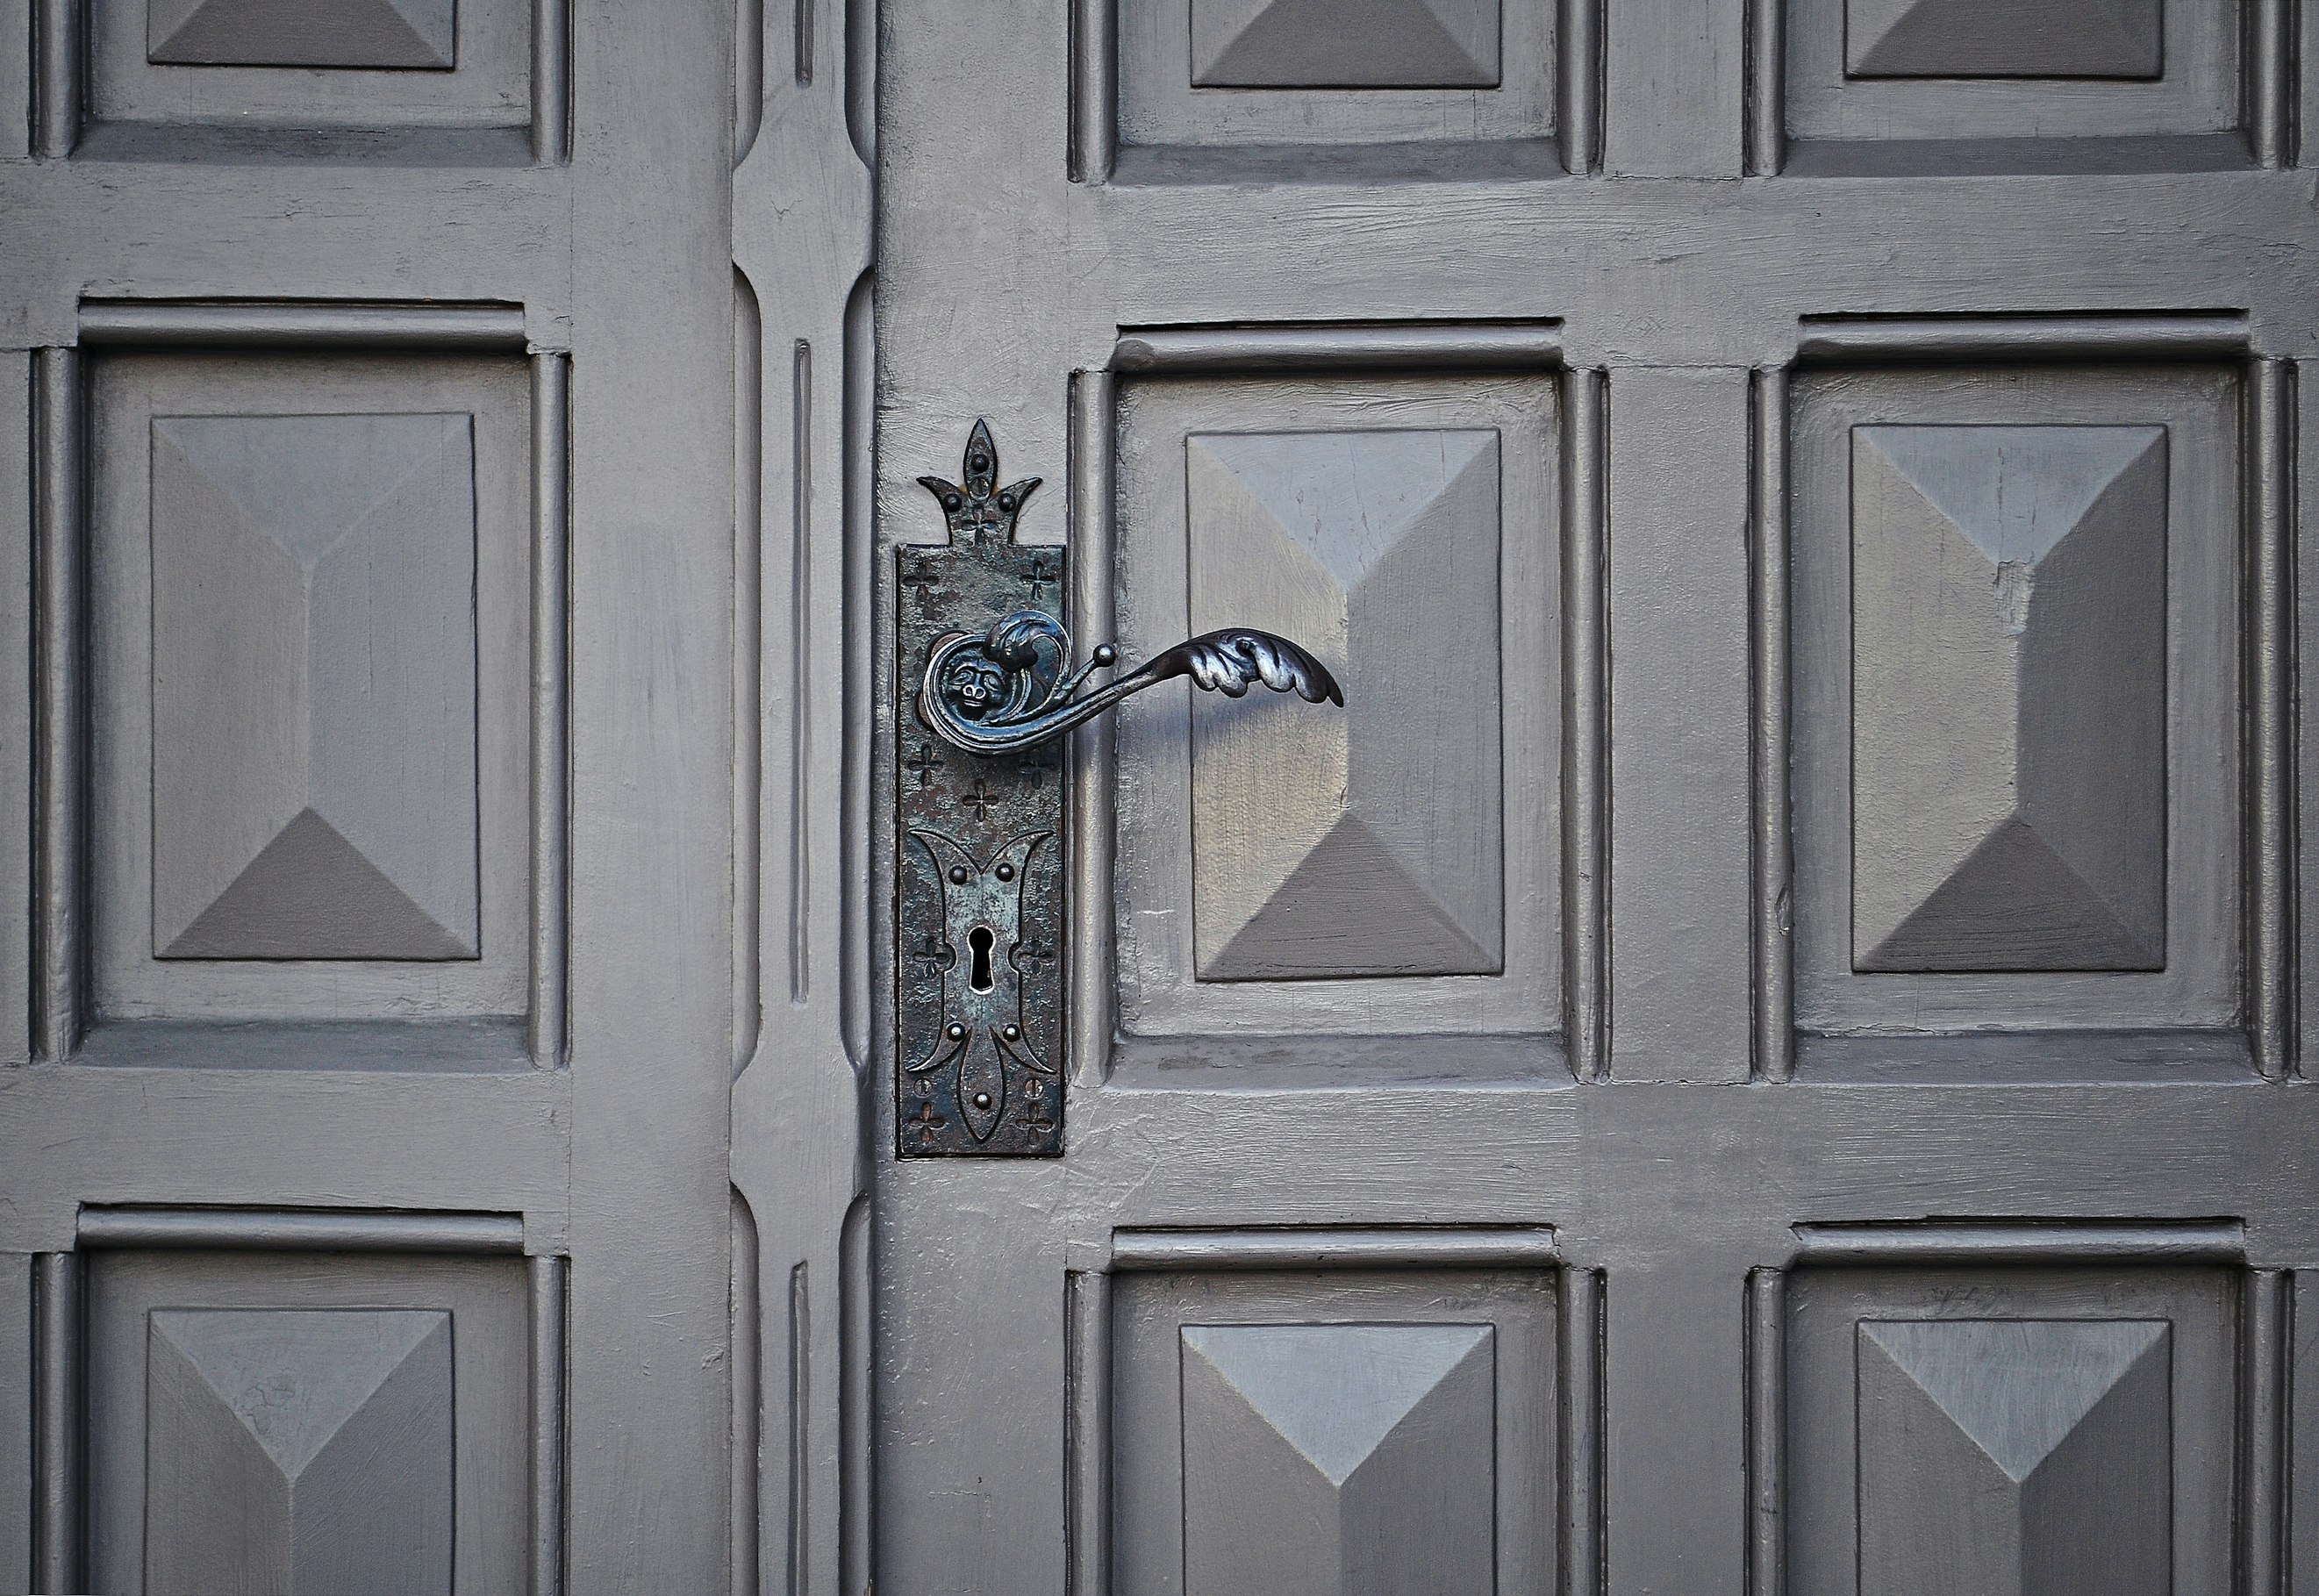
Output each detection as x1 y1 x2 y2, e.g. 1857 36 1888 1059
940 656 1010 722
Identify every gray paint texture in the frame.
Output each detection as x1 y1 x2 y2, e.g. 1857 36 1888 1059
2 0 2317 1591
150 412 480 962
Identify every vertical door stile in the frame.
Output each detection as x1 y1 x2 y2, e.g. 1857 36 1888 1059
730 0 875 1577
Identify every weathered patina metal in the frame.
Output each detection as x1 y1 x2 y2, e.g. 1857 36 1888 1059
896 422 1067 1156
896 420 1342 1157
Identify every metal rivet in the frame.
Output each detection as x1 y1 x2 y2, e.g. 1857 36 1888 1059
1093 644 1117 666
994 862 1014 882
949 865 970 884
1003 1023 1020 1041
972 1091 992 1110
946 1022 966 1041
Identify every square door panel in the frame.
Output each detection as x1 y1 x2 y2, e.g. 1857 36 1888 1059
1112 1265 1557 1595
85 1247 532 1593
82 0 534 160
1785 1263 2239 1596
1113 376 1557 1048
1116 0 1555 174
89 353 533 1025
1788 365 2239 1037
1784 0 2243 169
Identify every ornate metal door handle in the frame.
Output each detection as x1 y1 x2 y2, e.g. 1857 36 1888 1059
915 611 1342 757
894 420 1342 1159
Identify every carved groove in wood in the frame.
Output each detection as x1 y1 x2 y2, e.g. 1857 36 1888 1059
145 1307 455 1593
147 0 459 69
150 412 481 962
1850 424 2167 974
1190 0 1502 88
1188 428 1503 980
1180 1321 1497 1593
1857 1318 2172 1596
1844 0 2163 79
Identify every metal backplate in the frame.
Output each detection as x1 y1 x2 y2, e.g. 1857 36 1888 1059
894 481 1066 1157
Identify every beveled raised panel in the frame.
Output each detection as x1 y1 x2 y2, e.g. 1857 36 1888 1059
1844 0 2162 79
146 1308 454 1593
1110 1263 1559 1596
1112 375 1557 1050
1180 1322 1496 1593
1850 425 2167 974
89 353 536 1032
1782 0 2241 169
1786 365 2239 1040
82 0 540 163
1113 0 1554 171
1856 1320 2171 1596
150 412 480 963
1784 1263 2237 1596
85 1245 537 1592
1187 429 1502 981
1189 0 1501 88
148 0 459 69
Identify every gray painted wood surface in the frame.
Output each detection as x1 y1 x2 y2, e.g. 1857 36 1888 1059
0 0 725 1590
1 0 2316 1592
863 2 2319 1592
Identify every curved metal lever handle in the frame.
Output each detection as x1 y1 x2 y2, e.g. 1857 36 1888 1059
916 608 1343 757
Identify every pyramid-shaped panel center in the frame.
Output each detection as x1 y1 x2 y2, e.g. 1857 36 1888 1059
1187 428 1506 980
150 1308 450 1480
1861 1318 2169 1481
1182 1322 1492 1485
148 412 481 962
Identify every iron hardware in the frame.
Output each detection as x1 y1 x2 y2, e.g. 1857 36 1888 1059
894 421 1342 1157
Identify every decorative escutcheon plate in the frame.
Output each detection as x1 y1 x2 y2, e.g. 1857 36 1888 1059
896 422 1068 1156
894 420 1341 1158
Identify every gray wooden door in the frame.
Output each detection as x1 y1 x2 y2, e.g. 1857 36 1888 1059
0 4 738 1592
6 1 2317 1592
735 0 2319 1592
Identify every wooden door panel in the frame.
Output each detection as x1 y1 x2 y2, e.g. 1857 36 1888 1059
1116 0 1559 171
1779 0 2252 172
1790 362 2244 1041
1109 1257 1562 1596
1782 1249 2244 1596
83 1245 537 1595
72 0 560 164
1111 372 1559 1044
85 352 535 1037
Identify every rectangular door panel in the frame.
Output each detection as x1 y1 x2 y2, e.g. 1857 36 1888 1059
83 1244 537 1594
1789 363 2243 1047
1111 373 1561 1062
84 353 536 1047
1110 1263 1561 1596
71 0 556 162
1781 0 2247 171
1784 1256 2243 1596
1113 0 1560 177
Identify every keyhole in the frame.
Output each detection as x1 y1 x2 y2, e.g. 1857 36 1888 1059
968 926 996 992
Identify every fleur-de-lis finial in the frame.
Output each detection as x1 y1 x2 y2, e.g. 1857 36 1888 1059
917 419 1042 544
